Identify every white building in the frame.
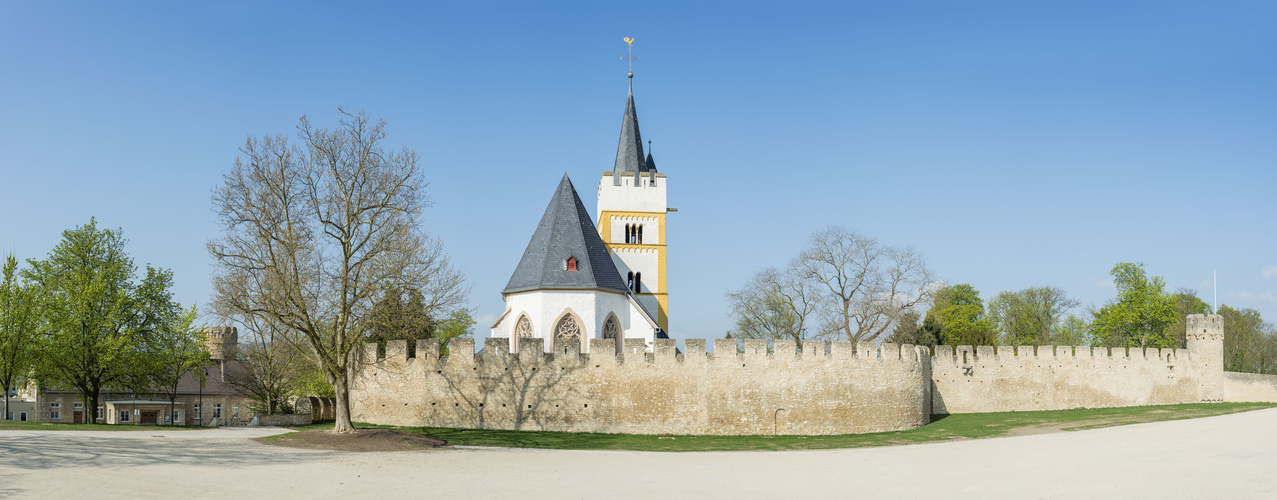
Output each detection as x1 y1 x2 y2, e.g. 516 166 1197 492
491 73 670 352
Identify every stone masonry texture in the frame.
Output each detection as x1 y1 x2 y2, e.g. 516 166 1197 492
351 315 1277 435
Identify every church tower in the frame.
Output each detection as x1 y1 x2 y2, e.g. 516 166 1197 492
597 72 669 333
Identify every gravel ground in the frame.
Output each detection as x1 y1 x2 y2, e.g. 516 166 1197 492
3 409 1276 499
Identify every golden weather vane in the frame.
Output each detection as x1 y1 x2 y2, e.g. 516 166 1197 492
621 37 639 76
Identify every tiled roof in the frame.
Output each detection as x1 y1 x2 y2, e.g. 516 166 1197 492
503 175 629 294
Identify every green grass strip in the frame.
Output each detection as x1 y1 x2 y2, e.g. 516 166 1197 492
286 402 1277 452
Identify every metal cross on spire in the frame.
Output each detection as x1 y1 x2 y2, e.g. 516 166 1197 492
621 37 640 79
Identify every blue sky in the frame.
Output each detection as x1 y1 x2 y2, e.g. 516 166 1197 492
2 1 1274 341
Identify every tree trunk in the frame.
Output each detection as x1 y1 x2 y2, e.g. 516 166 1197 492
331 374 356 433
3 386 9 421
87 393 99 425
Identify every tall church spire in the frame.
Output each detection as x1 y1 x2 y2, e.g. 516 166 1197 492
612 73 646 186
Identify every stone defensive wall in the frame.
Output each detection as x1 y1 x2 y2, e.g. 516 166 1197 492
930 344 1207 414
929 314 1277 413
351 315 1277 435
351 337 932 436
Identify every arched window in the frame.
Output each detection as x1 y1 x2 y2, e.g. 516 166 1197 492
514 315 533 338
627 271 634 290
637 225 643 244
624 224 633 243
633 272 642 293
602 314 620 340
566 257 578 271
555 314 581 339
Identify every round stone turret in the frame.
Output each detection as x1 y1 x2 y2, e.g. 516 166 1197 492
204 326 239 361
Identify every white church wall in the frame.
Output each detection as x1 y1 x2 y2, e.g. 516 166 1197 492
492 290 653 353
607 215 661 244
609 248 661 293
597 173 667 216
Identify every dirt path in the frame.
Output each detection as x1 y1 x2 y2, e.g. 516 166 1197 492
4 409 1277 499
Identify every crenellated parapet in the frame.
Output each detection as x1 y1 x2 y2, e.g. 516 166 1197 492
352 338 932 436
930 317 1225 414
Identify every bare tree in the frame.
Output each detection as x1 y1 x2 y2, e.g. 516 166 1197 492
796 226 935 345
220 312 301 416
209 108 469 432
725 266 819 349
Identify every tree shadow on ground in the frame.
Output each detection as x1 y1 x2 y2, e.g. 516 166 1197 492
0 433 324 472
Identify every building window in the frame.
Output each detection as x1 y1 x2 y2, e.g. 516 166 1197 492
119 410 130 423
625 224 644 244
194 405 202 419
172 411 180 423
50 403 60 409
555 315 581 340
602 315 620 340
515 315 534 338
627 272 634 290
633 272 642 293
96 406 104 420
566 257 578 271
214 404 222 419
73 403 83 409
49 411 60 420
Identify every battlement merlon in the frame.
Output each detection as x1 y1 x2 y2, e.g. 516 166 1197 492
357 338 933 369
929 342 1198 366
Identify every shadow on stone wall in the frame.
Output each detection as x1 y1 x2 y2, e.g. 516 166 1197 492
437 338 587 431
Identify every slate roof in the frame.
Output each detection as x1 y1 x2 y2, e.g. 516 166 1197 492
613 86 646 174
645 150 657 173
613 79 659 185
503 175 630 294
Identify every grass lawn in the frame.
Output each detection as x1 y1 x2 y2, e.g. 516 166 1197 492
0 420 200 431
277 402 1277 452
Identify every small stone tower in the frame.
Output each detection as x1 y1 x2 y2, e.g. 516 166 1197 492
204 326 239 361
1186 314 1224 402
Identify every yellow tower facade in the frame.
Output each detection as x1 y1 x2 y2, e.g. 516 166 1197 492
597 74 670 332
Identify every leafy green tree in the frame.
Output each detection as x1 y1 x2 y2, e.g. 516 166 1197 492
143 299 207 425
988 287 1079 345
433 308 476 356
1051 314 1091 346
926 284 996 346
1089 262 1177 348
1219 305 1277 374
367 288 474 357
23 219 192 423
884 310 936 347
1161 290 1212 348
0 255 39 420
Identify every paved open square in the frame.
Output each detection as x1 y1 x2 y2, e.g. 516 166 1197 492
3 408 1276 499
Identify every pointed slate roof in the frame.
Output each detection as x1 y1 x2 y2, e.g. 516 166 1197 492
503 175 629 294
612 79 648 185
644 150 657 173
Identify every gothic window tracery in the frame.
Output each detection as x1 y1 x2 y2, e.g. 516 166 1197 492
602 315 620 340
555 315 581 339
515 315 534 338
